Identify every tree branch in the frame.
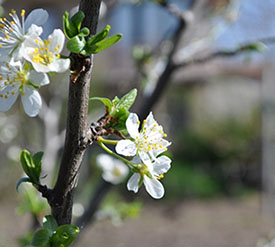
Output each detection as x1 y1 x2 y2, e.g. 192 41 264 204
49 0 102 225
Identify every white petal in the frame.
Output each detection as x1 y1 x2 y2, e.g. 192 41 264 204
28 71 49 86
25 9 49 31
48 29 65 54
153 139 171 157
127 173 140 193
153 156 171 174
26 24 43 36
126 113 140 138
144 112 155 128
48 59 70 73
21 87 42 117
97 154 114 171
0 86 19 111
144 176 164 199
116 140 137 156
139 151 151 166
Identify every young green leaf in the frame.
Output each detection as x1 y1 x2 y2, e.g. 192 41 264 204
112 96 120 106
31 229 52 247
43 215 58 232
87 25 111 46
63 11 78 39
70 11 85 32
89 97 113 112
84 34 122 54
16 177 33 192
20 150 36 181
78 27 90 37
116 88 137 111
33 152 43 180
51 225 79 247
66 36 86 53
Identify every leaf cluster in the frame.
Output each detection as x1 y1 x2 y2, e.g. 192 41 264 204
90 88 137 133
63 11 122 55
31 216 79 247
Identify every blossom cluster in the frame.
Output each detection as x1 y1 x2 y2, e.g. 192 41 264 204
98 112 172 199
0 9 70 117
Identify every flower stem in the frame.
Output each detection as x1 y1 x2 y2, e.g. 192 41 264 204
97 140 138 168
97 136 118 145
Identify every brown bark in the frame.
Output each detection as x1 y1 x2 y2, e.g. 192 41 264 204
49 0 102 225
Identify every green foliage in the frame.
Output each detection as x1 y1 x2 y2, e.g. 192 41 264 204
17 150 44 190
83 33 122 55
30 216 79 247
63 11 122 55
51 225 79 247
17 232 34 247
31 229 52 247
16 184 48 216
43 216 58 232
63 11 85 39
90 89 137 133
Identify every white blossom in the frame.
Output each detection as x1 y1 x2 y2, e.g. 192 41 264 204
0 9 48 60
127 156 171 199
0 60 49 117
116 112 171 163
97 154 129 185
21 29 70 73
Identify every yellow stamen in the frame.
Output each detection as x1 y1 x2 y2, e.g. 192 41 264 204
21 9 25 16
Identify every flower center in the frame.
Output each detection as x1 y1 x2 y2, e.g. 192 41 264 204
29 39 61 66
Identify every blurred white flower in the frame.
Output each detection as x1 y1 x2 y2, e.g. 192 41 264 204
0 8 48 60
0 60 49 117
97 154 129 185
21 29 70 73
127 155 171 199
116 112 171 164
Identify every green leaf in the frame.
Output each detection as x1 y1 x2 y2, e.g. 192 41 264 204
51 225 79 247
16 177 33 192
84 34 122 54
66 35 86 53
33 152 43 181
63 12 78 39
43 215 58 232
20 150 42 185
70 11 85 32
87 25 111 46
89 97 113 112
20 150 35 180
78 27 90 37
112 96 120 105
31 229 52 247
116 88 137 111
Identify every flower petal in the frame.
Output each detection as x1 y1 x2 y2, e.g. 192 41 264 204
127 173 140 193
126 113 140 138
153 139 171 157
97 154 114 171
116 139 137 156
48 29 65 54
21 87 42 117
153 156 171 174
0 85 19 111
144 176 164 199
28 71 49 86
138 151 151 166
25 9 49 31
26 24 43 36
48 59 70 73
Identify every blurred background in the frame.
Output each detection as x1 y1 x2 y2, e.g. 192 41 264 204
1 0 275 246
